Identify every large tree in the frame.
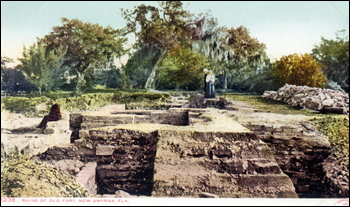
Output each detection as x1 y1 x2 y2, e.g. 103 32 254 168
192 17 269 92
224 26 270 92
122 1 198 89
157 46 210 90
311 30 349 92
41 18 127 94
17 41 65 94
1 56 36 95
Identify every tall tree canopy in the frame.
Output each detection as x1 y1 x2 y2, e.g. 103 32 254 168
122 1 199 89
192 16 269 92
17 40 65 94
41 18 128 94
312 30 349 92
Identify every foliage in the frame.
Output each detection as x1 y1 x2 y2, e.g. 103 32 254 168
1 96 49 116
1 91 171 115
224 62 278 94
1 67 36 95
97 68 127 89
122 1 194 52
41 18 128 95
226 26 267 66
311 115 349 157
56 93 115 112
272 53 327 88
1 56 37 94
192 17 271 92
121 1 200 89
311 30 349 92
123 45 162 89
17 41 65 94
1 56 14 67
58 92 170 111
158 46 210 90
1 150 89 197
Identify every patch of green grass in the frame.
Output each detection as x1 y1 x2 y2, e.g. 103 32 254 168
310 115 349 157
223 93 320 116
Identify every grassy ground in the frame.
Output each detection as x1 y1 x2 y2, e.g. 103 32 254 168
223 93 321 116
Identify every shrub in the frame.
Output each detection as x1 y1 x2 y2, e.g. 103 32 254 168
272 53 327 88
1 96 49 116
1 91 172 115
57 93 115 112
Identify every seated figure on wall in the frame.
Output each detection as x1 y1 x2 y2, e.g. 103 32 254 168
36 98 61 129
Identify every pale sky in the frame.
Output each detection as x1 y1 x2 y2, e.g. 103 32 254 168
1 1 349 67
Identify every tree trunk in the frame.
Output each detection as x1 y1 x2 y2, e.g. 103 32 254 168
144 49 167 90
75 71 85 96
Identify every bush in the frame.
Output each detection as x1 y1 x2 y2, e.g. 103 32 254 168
1 91 172 115
1 96 49 116
57 93 115 112
272 53 327 88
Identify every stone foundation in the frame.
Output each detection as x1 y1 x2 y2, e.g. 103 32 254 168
40 107 298 198
244 122 332 197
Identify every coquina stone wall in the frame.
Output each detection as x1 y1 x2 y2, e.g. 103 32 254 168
244 122 332 197
262 84 349 114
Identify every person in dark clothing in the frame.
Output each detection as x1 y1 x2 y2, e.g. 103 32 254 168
203 68 208 95
36 98 61 129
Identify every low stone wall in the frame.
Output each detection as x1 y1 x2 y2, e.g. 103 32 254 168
1 115 71 156
262 84 349 114
323 154 349 197
69 108 189 143
244 122 333 197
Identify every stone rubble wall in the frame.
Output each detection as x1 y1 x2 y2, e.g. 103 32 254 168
69 108 189 143
153 127 298 198
262 84 349 114
323 155 349 197
244 122 335 197
39 127 159 196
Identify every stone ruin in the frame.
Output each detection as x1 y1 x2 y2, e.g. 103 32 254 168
33 95 348 198
2 94 348 198
39 104 298 198
262 84 349 114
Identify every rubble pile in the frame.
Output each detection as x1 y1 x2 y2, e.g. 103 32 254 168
262 84 349 114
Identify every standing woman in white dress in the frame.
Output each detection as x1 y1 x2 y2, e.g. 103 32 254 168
205 70 215 98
